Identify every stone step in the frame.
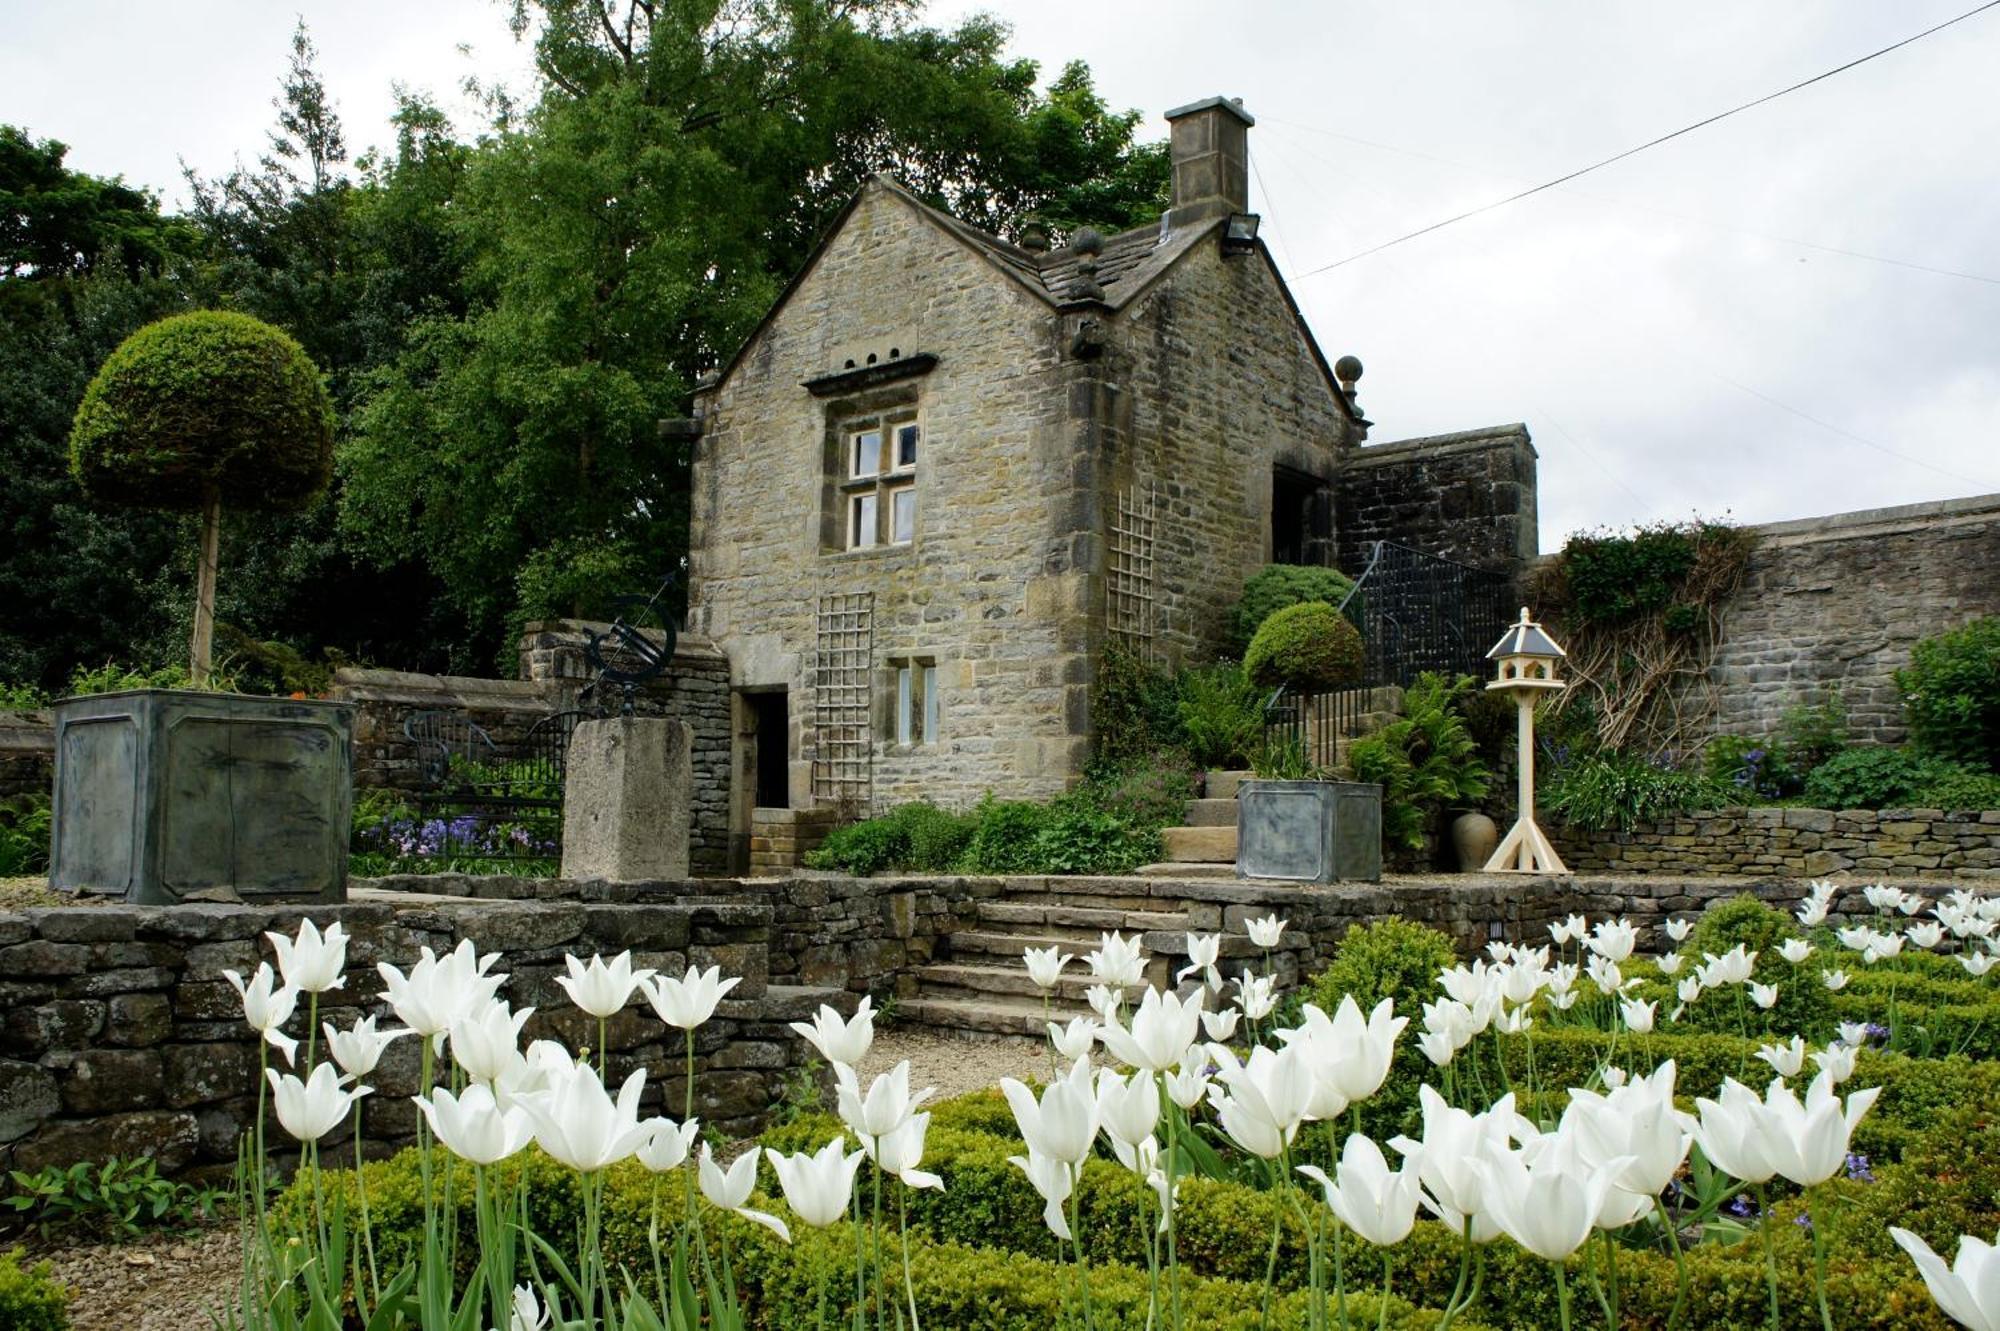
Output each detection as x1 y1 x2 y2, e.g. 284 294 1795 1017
1204 770 1256 800
974 900 1188 933
895 995 1075 1039
1161 825 1238 863
1136 861 1242 879
996 879 1162 910
914 962 1104 1004
1185 798 1240 827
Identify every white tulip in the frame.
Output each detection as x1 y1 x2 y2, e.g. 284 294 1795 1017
1285 996 1407 1105
699 1143 790 1241
1095 1067 1161 1148
1663 917 1693 944
1863 884 1904 914
1619 998 1656 1034
448 1000 533 1085
1677 975 1704 1009
644 965 741 1031
1698 945 1756 988
1298 1133 1424 1248
1418 1031 1457 1067
767 1137 867 1228
1762 1071 1882 1188
1176 933 1222 989
266 1063 369 1143
835 1060 933 1144
1656 952 1685 976
789 997 875 1068
1909 922 1947 951
1890 1225 2000 1331
415 1083 531 1165
1008 1149 1075 1239
1838 1021 1871 1048
1001 1058 1097 1165
1550 914 1587 946
515 1062 651 1171
1749 982 1780 1011
1755 1037 1807 1079
224 963 300 1066
1165 1060 1210 1111
870 1110 944 1191
266 919 348 994
637 1115 700 1172
1084 931 1146 989
1778 939 1813 965
1390 1086 1533 1244
1479 1135 1630 1261
1199 1006 1240 1043
506 1284 549 1331
1234 972 1278 1022
1810 1042 1857 1085
1207 1042 1311 1160
1823 969 1851 992
323 1015 410 1080
1963 953 1998 978
1245 914 1288 949
377 940 506 1048
1086 984 1123 1021
1098 986 1204 1074
1690 1077 1783 1184
1585 956 1625 996
556 951 656 1019
1023 945 1074 991
1586 918 1637 964
1048 1016 1100 1062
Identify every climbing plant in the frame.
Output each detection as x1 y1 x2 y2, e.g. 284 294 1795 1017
1529 519 1754 756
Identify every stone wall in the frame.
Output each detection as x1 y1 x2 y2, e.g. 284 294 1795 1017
1703 493 2000 745
0 710 51 801
1557 806 2000 879
1332 424 1540 574
0 891 837 1176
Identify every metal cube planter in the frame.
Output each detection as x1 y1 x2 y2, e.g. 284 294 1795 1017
1236 779 1383 884
50 689 355 905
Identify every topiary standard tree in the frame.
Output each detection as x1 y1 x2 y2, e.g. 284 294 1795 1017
1244 601 1364 693
68 311 334 687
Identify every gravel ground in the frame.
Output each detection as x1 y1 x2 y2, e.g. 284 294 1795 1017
0 875 66 909
855 1026 1046 1101
16 1225 242 1331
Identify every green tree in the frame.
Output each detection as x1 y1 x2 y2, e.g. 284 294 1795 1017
69 311 336 684
341 0 1169 664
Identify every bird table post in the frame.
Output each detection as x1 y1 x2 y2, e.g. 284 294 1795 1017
1482 607 1571 875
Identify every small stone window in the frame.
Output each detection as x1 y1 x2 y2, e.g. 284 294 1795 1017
891 657 938 745
840 414 919 550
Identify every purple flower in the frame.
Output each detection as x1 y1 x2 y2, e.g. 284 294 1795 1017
1845 1153 1874 1183
1724 1194 1759 1221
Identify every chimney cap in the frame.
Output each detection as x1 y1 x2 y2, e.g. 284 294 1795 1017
1163 95 1254 127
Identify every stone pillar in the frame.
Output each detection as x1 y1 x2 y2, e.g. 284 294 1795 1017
561 717 691 881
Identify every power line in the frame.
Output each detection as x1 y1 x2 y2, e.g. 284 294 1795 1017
1291 0 2000 279
1262 117 2000 287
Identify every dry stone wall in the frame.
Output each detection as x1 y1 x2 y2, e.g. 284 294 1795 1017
0 710 51 801
1558 806 2000 879
0 892 837 1176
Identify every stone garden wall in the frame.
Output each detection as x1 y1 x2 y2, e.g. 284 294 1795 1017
0 710 51 801
0 891 841 1177
1332 424 1540 574
1557 806 2000 879
1702 493 2000 746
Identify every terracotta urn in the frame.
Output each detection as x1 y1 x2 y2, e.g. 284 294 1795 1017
1450 811 1499 872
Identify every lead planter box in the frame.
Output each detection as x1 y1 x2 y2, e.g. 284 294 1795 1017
1236 779 1382 884
50 689 355 904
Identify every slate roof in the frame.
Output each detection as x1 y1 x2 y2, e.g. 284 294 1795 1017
884 175 1218 312
1487 613 1567 660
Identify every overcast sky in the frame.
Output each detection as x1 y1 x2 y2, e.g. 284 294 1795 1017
6 1 1996 546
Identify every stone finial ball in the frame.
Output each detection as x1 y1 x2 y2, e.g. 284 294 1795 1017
1334 354 1364 384
69 309 335 513
1072 227 1105 257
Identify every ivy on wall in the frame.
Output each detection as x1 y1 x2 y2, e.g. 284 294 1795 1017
1530 520 1755 755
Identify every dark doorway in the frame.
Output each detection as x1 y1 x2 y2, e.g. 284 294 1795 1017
747 691 789 809
1272 465 1331 566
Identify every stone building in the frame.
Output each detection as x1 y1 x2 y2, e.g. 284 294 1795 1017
685 95 1537 867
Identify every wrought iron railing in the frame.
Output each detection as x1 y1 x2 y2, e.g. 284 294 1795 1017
1263 542 1510 758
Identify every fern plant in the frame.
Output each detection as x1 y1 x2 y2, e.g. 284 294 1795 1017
1348 673 1491 850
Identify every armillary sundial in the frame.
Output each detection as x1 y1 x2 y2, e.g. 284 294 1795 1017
582 571 681 716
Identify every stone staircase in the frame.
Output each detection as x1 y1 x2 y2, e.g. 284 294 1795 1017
896 878 1258 1037
1146 687 1407 877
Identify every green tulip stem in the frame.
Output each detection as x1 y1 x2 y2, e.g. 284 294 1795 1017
1161 1078 1185 1331
684 1030 699 1228
1809 1187 1835 1331
872 1160 888 1331
1330 1210 1350 1331
1043 992 1056 1083
304 992 319 1078
1554 1260 1573 1331
1580 1236 1613 1329
1437 1217 1473 1331
353 1097 380 1302
1259 1195 1283 1330
598 1014 608 1077
851 1180 868 1331
1069 1166 1096 1331
1662 1198 1690 1331
1376 1250 1394 1331
898 1182 922 1331
1756 1183 1780 1331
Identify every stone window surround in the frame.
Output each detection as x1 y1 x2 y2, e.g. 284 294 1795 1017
880 654 939 749
822 387 922 554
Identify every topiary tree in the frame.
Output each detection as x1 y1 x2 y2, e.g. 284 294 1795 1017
1228 564 1356 654
1243 601 1363 693
68 311 334 687
1898 615 2000 770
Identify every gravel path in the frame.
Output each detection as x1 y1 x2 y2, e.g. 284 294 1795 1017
19 1225 241 1331
855 1027 1046 1102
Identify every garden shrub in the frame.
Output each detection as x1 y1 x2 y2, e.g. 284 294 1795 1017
802 802 977 875
1227 564 1356 655
1243 601 1363 693
1898 614 2000 769
64 660 191 695
1347 673 1490 852
1776 695 1850 776
1543 749 1734 831
1298 917 1461 1136
0 794 52 877
954 798 1052 874
0 683 46 710
1673 894 1834 1037
1702 733 1797 800
0 1250 68 1331
1174 661 1266 769
1074 753 1197 831
1092 643 1185 766
1800 746 1956 810
1912 766 2000 811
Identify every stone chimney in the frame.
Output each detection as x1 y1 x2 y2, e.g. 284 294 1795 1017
1163 96 1253 229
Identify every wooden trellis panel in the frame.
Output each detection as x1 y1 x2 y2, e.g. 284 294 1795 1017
1108 480 1158 658
812 592 874 807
